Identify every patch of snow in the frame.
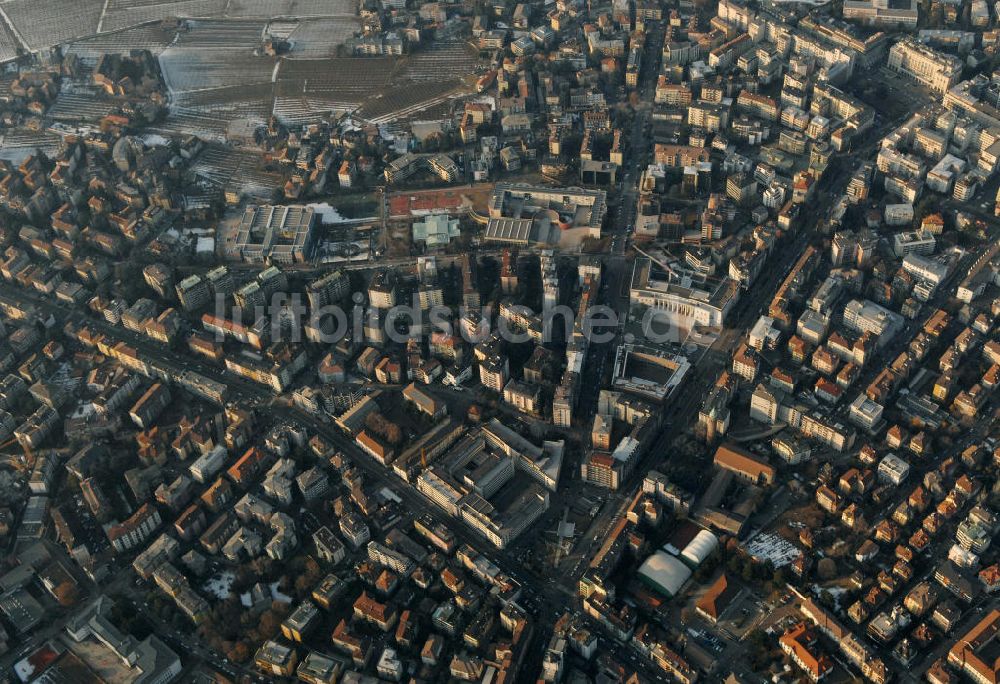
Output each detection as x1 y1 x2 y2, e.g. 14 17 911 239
305 202 348 224
14 659 38 683
202 570 235 599
142 134 172 147
269 581 293 603
196 237 215 254
379 487 401 504
811 585 849 610
306 202 376 225
743 532 802 569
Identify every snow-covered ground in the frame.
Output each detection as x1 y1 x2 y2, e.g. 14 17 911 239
269 582 292 603
811 585 849 610
142 134 173 147
306 202 376 225
202 570 235 599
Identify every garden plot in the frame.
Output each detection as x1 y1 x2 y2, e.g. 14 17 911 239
0 0 103 51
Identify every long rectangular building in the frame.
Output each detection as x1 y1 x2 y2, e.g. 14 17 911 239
228 205 317 264
630 257 739 328
887 38 962 93
484 183 608 244
948 609 1000 684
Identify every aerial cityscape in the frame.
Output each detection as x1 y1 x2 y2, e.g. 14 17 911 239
0 0 997 683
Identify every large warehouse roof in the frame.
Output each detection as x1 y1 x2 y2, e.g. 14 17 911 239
637 551 692 598
681 529 719 568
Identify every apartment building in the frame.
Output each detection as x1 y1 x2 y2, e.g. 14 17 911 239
887 38 962 93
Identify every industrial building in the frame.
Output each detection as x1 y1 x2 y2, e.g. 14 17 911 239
228 205 318 264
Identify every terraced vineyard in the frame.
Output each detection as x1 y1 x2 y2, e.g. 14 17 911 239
0 0 103 51
64 24 177 62
0 130 63 163
225 0 356 17
171 82 275 114
276 56 396 106
0 14 22 63
353 40 479 122
360 80 460 123
47 86 120 122
190 144 284 199
271 17 361 58
101 0 227 32
159 44 274 94
0 3 483 139
149 109 235 140
0 0 366 62
170 19 266 50
401 40 480 82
